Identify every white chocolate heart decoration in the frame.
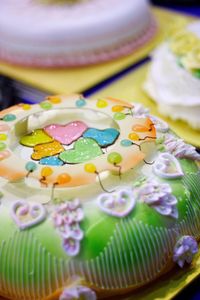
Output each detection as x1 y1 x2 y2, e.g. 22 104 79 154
11 200 46 230
98 188 136 218
153 153 184 179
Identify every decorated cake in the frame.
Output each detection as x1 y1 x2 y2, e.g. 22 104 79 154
0 94 200 300
0 0 156 67
144 21 200 129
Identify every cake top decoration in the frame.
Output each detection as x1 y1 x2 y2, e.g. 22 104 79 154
0 95 156 191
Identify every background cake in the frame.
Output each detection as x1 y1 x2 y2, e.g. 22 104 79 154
144 21 200 129
0 94 199 300
0 0 156 67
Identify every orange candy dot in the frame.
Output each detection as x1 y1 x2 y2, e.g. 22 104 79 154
132 124 149 132
47 96 61 104
56 173 71 185
112 105 124 112
128 133 140 141
41 167 53 177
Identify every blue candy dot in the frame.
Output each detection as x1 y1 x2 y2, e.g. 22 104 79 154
25 161 37 172
120 139 133 147
3 114 16 122
76 99 86 108
40 156 64 166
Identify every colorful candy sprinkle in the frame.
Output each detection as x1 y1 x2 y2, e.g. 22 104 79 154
25 161 37 172
112 105 124 112
107 152 122 165
128 133 140 141
3 114 16 122
0 134 7 141
96 99 108 108
0 142 6 151
114 112 126 121
76 99 86 107
39 101 52 110
120 139 132 147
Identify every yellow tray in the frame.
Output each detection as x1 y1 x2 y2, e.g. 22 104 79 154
0 8 195 95
91 62 200 148
123 251 200 300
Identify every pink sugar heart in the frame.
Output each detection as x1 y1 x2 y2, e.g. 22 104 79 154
44 121 88 145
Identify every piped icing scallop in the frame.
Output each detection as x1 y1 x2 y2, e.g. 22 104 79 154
145 21 200 129
0 94 199 300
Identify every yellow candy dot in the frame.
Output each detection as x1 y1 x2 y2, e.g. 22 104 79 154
128 133 140 141
47 96 61 104
0 134 7 141
112 105 124 112
96 99 108 108
41 167 53 177
22 104 31 110
57 173 71 185
84 163 97 173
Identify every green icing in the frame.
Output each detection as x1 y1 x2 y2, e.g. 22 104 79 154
0 159 199 297
59 138 103 164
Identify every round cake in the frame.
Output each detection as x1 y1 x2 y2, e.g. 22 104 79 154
0 95 200 300
144 21 200 129
0 0 156 67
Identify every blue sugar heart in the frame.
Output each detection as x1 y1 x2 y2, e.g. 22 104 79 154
83 128 119 147
39 156 64 166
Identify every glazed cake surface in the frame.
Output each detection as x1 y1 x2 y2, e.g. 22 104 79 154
144 21 200 129
0 0 156 67
0 95 200 300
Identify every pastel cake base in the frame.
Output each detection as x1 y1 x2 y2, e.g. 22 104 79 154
0 95 199 300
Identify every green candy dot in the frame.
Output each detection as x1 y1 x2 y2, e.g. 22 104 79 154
40 101 52 110
3 114 16 122
25 161 37 172
0 142 6 151
107 152 122 164
113 112 126 120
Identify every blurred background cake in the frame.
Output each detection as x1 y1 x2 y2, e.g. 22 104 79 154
0 0 156 67
144 21 200 129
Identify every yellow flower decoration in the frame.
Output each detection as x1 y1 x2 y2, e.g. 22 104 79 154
167 19 188 39
170 31 198 56
182 43 200 70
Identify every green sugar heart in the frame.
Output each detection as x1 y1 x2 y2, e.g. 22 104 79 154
20 129 53 147
59 138 103 164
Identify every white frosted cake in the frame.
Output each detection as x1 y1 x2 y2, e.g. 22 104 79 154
144 22 200 129
0 0 156 67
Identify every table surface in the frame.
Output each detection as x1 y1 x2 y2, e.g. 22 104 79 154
0 3 200 300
